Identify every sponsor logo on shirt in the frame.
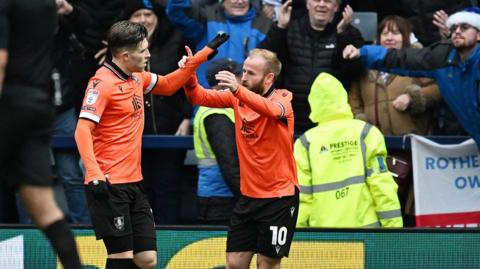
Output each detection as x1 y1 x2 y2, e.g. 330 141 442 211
132 94 142 111
81 105 96 112
86 88 99 105
240 118 258 139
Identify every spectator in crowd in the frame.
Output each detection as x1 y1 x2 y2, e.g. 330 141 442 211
348 15 441 226
194 58 241 225
261 0 282 22
0 1 82 268
343 7 480 150
55 0 126 113
259 0 364 133
431 8 470 137
349 15 441 137
166 0 272 87
121 0 193 225
181 48 299 269
340 0 472 46
74 21 227 268
295 72 403 228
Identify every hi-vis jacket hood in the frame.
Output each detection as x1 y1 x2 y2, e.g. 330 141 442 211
309 73 353 124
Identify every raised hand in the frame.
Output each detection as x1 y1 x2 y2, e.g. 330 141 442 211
56 0 73 15
178 45 193 69
206 32 230 50
433 10 450 39
277 0 292 29
337 5 353 34
204 32 230 60
94 40 108 66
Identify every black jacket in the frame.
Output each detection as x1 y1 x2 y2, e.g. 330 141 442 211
260 17 364 133
144 9 192 134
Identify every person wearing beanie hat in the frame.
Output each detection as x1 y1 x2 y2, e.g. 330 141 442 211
194 58 242 225
122 0 161 38
206 58 242 87
342 7 480 151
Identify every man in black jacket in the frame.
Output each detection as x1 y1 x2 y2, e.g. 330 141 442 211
259 0 364 133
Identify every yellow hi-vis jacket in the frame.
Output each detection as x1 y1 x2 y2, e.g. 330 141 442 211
295 73 403 228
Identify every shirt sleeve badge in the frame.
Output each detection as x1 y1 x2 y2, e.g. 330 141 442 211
86 88 99 105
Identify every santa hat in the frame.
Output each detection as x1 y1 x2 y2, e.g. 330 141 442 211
447 7 480 30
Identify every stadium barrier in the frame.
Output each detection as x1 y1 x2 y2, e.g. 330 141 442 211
51 135 470 150
0 226 479 268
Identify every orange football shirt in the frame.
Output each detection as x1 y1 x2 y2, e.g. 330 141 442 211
185 80 299 198
79 62 160 184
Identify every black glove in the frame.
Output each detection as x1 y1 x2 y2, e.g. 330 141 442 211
206 32 230 59
88 179 110 199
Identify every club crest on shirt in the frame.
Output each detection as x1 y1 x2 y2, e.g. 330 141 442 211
86 88 99 105
114 216 125 231
132 75 140 85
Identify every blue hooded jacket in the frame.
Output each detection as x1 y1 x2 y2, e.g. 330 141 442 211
166 1 271 87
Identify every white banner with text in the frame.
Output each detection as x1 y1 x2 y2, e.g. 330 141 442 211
411 135 480 227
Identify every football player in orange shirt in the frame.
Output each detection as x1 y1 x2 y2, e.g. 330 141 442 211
181 48 299 269
75 21 227 269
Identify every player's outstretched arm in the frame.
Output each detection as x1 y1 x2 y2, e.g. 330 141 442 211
149 33 230 96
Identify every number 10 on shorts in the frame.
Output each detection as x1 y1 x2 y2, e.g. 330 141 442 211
270 226 288 245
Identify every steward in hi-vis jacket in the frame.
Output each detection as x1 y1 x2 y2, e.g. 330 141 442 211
295 73 403 228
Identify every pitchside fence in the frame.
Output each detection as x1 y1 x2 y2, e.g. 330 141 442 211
22 135 474 268
0 226 478 268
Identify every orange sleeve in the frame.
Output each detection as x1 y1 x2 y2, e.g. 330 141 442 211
78 78 111 123
74 119 104 184
184 75 234 108
234 85 292 119
143 46 215 96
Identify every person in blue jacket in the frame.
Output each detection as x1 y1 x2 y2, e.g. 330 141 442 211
343 7 480 150
166 0 271 87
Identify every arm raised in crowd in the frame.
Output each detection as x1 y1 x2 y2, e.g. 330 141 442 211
166 0 206 43
258 0 292 62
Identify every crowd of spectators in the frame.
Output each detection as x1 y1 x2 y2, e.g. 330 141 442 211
1 0 478 228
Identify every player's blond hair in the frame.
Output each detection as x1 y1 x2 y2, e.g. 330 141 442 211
248 49 282 78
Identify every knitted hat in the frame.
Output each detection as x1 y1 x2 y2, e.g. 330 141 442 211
121 0 160 19
446 7 480 31
206 58 242 87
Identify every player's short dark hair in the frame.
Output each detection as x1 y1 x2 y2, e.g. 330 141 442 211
107 20 148 55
